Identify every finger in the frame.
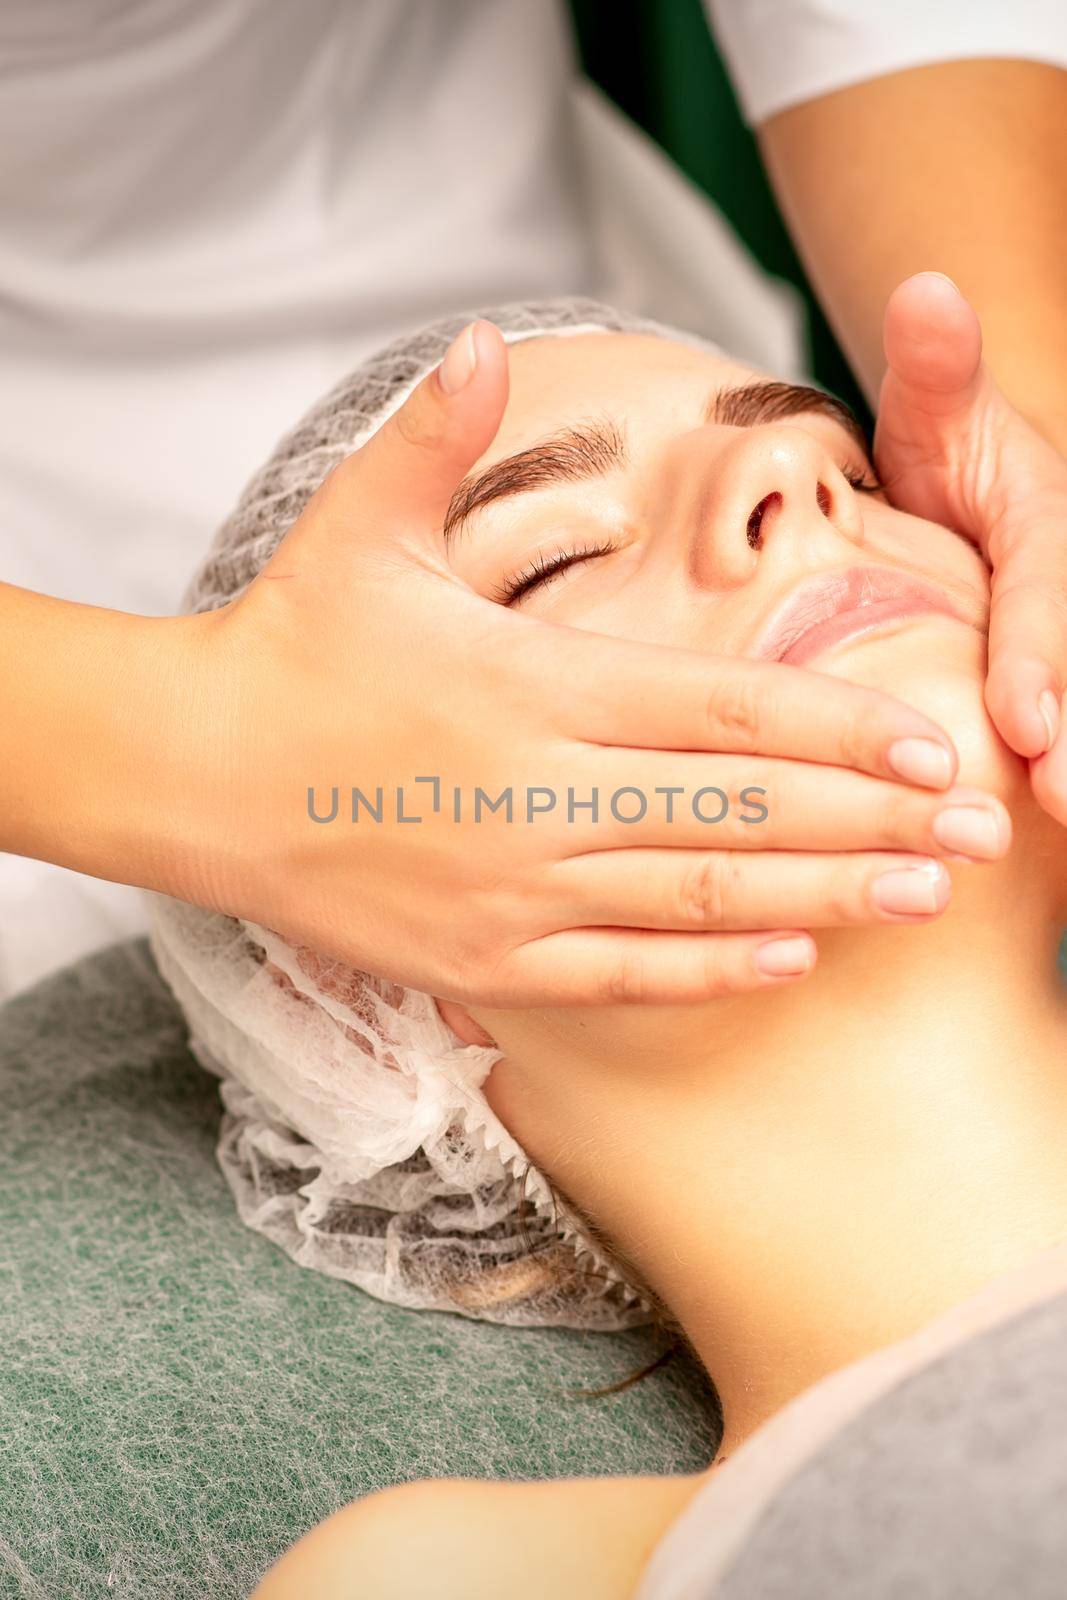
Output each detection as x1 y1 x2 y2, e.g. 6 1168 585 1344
553 747 1011 858
548 631 958 788
550 849 952 932
874 273 989 530
332 319 510 540
1031 700 1067 828
495 927 818 1007
985 560 1067 759
881 272 984 416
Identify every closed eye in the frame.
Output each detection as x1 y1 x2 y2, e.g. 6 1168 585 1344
492 454 879 607
844 462 884 494
493 538 621 607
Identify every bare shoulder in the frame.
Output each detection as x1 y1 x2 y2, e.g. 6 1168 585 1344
250 1469 711 1600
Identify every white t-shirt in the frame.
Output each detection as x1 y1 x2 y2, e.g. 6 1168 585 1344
707 0 1067 124
1 0 1063 998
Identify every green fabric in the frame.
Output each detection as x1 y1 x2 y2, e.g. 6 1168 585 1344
0 941 719 1600
569 0 872 430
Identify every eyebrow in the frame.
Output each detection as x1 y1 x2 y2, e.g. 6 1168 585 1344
443 419 625 541
443 380 869 540
707 380 869 455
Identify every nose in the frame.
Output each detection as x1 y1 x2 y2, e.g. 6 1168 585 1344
674 422 864 589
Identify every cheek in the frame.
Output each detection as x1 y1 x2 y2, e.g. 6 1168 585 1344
539 580 723 654
535 583 676 644
872 504 991 593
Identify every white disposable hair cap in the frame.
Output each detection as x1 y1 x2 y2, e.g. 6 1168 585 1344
147 298 717 1330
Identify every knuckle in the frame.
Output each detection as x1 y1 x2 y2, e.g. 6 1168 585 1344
391 393 447 454
1030 765 1067 831
707 676 763 750
886 789 921 845
707 944 752 998
679 853 732 928
823 874 857 925
437 931 498 1005
837 704 869 773
601 947 651 1005
996 573 1067 637
1042 588 1067 633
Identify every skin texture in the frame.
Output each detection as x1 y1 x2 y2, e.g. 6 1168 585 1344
253 330 1067 1597
4 269 1067 999
251 1474 708 1600
763 65 1067 791
4 67 1067 1004
0 323 966 1010
875 274 1067 811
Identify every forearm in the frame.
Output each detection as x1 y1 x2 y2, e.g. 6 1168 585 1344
0 580 230 904
759 59 1067 446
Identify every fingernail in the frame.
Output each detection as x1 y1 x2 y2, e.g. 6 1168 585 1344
755 935 815 978
932 804 1006 860
926 271 962 297
438 323 478 395
871 859 949 916
1038 689 1060 754
887 737 954 789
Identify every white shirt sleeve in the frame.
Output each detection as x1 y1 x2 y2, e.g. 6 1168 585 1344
704 0 1067 125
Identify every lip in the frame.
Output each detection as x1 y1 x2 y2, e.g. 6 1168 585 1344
751 566 973 667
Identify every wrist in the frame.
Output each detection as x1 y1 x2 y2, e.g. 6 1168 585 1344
105 603 246 911
0 583 237 907
120 605 241 909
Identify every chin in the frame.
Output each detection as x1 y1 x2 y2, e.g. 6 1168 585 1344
820 618 1028 806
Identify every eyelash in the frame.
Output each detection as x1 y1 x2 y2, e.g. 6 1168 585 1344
494 539 621 607
844 464 884 494
495 463 883 605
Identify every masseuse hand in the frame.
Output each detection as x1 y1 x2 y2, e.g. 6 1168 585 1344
876 271 1067 825
169 319 985 1007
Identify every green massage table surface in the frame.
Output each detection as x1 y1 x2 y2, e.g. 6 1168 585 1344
0 941 719 1599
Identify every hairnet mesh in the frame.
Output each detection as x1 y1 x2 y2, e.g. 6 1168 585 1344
146 298 715 1330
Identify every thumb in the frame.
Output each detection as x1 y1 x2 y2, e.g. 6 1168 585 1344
334 319 510 543
881 271 984 416
875 272 999 534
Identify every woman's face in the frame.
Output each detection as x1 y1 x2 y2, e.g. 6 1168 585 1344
445 330 1001 790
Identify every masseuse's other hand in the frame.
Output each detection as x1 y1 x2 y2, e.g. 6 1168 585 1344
876 272 1067 825
193 321 974 1007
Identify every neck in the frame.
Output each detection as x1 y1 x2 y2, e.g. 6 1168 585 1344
483 800 1067 1455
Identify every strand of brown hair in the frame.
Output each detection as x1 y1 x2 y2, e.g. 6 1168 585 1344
514 1163 684 1400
